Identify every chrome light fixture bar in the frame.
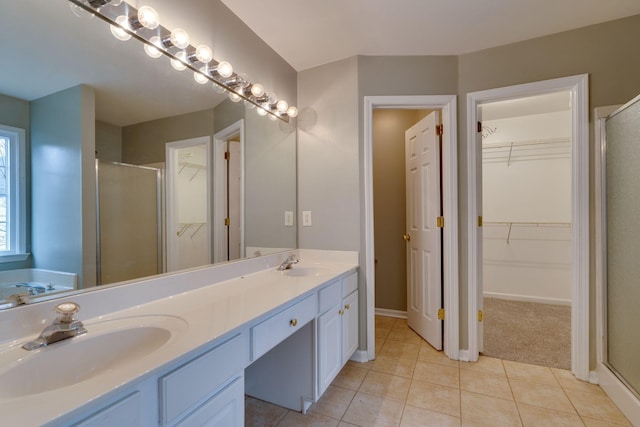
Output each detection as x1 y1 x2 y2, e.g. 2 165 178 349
69 0 298 122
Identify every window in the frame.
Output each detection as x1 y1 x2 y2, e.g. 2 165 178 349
0 125 26 260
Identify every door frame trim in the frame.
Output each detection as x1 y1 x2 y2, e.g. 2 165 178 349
466 74 589 379
364 95 459 361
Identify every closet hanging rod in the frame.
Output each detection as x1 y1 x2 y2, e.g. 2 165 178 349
483 221 571 226
482 137 570 150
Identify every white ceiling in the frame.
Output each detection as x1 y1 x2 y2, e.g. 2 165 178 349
221 0 640 71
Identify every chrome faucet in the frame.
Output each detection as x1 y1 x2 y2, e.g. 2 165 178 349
22 302 87 351
277 253 300 270
0 292 30 311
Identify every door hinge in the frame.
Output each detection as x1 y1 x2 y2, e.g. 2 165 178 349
224 151 230 160
224 218 230 226
478 310 484 322
478 215 483 227
477 121 482 133
437 308 445 320
436 124 443 136
437 216 444 228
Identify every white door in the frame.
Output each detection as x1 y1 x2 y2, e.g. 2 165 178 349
405 111 443 350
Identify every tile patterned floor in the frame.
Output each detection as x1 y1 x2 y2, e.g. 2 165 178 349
245 316 632 427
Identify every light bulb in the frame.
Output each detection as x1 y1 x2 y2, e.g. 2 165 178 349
137 6 159 30
170 51 187 71
287 106 298 118
213 84 226 94
268 113 278 121
276 100 289 113
229 92 242 102
110 15 132 41
170 28 190 49
257 107 268 116
195 45 213 63
244 100 256 110
250 83 265 98
144 36 162 58
194 68 208 84
216 61 233 78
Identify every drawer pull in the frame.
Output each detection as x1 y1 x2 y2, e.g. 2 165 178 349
345 304 350 310
339 309 345 315
290 318 298 327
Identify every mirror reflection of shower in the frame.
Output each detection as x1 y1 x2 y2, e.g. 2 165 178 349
96 160 163 285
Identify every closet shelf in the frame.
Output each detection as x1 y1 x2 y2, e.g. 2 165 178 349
482 137 570 165
177 222 207 238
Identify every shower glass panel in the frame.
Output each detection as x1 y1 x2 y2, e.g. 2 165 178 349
96 160 162 285
605 95 640 397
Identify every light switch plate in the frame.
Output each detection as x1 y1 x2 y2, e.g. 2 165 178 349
284 211 294 226
302 211 312 227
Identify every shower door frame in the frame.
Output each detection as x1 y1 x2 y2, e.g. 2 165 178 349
595 102 640 424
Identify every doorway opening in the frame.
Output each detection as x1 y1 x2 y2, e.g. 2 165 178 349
479 92 573 369
467 75 589 379
214 119 245 263
165 136 212 272
372 109 444 351
364 95 459 362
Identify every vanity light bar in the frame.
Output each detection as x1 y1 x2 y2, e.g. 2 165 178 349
69 0 297 122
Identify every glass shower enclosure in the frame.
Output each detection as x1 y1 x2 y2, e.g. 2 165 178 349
604 94 640 399
95 160 163 286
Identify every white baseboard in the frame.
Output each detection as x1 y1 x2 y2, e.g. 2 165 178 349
589 370 599 385
484 292 571 306
375 308 407 319
350 350 370 363
597 363 640 425
458 349 471 362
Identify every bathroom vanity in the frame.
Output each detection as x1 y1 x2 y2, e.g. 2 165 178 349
0 250 359 426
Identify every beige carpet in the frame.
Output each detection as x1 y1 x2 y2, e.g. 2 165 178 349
482 297 571 370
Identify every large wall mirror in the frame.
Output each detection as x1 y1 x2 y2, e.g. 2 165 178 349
0 0 297 307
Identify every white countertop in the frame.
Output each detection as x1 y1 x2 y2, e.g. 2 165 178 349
0 255 358 426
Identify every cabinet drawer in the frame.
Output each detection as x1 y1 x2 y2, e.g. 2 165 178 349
342 272 358 298
251 294 317 360
73 392 140 427
318 280 341 313
160 334 244 425
176 376 244 427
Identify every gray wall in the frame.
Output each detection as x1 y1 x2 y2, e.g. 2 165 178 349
31 85 96 287
297 14 640 367
244 113 297 250
0 94 32 271
96 120 122 162
298 56 360 251
122 109 215 165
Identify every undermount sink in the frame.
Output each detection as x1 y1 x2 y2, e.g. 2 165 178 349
282 266 332 277
0 315 187 398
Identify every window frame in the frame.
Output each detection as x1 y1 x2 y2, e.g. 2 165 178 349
0 124 27 262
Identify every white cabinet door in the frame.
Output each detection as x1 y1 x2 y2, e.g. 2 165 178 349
176 377 244 427
317 305 342 396
342 290 359 363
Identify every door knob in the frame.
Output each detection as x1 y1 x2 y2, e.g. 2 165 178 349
402 233 411 241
